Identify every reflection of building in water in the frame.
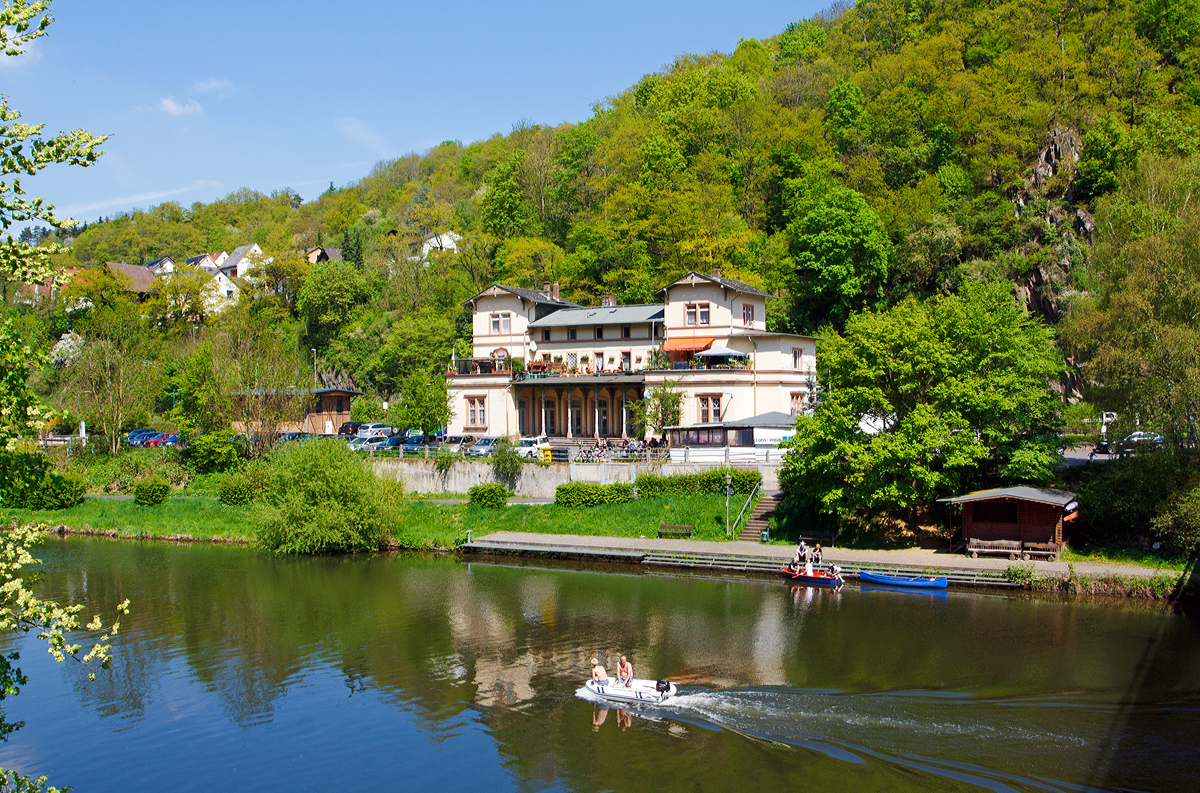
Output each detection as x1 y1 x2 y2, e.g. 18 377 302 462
473 653 538 706
751 595 787 684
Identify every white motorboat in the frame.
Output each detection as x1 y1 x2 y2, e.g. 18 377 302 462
584 677 677 705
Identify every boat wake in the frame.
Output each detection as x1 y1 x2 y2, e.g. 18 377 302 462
644 687 1116 793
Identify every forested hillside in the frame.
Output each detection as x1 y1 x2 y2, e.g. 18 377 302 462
15 0 1200 399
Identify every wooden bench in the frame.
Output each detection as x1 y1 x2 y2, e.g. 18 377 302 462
658 524 693 539
967 538 1023 560
1021 542 1061 562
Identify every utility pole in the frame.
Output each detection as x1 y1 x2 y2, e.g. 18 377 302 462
311 348 317 387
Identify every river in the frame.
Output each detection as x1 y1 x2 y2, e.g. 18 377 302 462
0 537 1196 792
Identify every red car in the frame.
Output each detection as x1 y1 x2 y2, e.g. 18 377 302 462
144 433 178 448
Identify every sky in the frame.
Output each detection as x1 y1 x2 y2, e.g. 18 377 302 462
7 0 827 224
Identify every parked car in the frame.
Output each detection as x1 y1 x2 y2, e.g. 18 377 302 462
357 423 395 438
402 434 437 454
513 435 551 459
441 435 475 453
376 436 406 453
125 429 155 445
467 437 500 457
1116 431 1165 456
128 430 162 446
349 435 390 452
275 432 307 445
144 433 176 448
159 433 183 447
337 421 363 437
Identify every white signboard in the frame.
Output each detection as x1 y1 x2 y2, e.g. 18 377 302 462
754 427 793 447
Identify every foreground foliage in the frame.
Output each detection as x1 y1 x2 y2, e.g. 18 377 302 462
254 438 401 554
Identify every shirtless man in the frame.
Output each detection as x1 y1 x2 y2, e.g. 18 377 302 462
616 655 633 687
591 658 610 685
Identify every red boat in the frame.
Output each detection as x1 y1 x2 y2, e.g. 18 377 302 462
780 566 845 588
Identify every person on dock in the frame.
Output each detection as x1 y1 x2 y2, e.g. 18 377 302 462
813 544 823 565
616 655 633 687
591 658 610 685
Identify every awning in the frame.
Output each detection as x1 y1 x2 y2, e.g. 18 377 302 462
662 337 714 352
696 345 748 357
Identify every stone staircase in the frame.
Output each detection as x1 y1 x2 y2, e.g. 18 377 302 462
736 492 781 542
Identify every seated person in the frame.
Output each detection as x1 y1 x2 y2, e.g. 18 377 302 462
616 655 633 687
591 658 610 685
789 549 802 572
813 544 823 565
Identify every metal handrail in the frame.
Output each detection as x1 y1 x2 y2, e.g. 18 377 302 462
731 481 762 537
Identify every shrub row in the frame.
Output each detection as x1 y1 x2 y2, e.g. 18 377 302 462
554 468 762 507
468 483 510 508
0 452 86 510
554 482 635 507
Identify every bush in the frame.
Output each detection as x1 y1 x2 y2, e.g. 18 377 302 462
491 438 523 483
0 451 50 508
1153 483 1200 555
254 437 399 554
26 471 88 510
185 433 245 473
217 474 255 506
86 449 191 494
469 483 510 508
133 477 171 506
554 482 635 507
635 468 760 498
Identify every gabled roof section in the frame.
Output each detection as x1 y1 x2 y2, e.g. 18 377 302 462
184 254 212 267
937 486 1077 507
528 303 664 328
463 283 580 308
105 261 157 293
222 243 260 273
660 271 773 298
145 256 174 271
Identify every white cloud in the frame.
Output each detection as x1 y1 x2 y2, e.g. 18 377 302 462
160 96 203 116
0 40 41 68
337 117 388 155
60 180 220 217
193 78 235 98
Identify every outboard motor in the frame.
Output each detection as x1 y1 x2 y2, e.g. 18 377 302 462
655 680 670 692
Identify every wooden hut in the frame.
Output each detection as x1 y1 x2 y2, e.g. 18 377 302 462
938 486 1078 561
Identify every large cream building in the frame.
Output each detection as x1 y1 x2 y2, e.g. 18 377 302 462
446 270 817 443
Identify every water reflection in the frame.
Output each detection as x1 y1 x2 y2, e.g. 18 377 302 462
0 538 1196 793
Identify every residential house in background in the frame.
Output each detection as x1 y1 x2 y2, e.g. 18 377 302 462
105 261 158 296
186 253 240 311
219 243 266 279
305 246 342 263
420 230 460 257
445 270 817 447
145 256 175 275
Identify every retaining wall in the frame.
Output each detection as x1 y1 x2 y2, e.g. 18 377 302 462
372 458 783 497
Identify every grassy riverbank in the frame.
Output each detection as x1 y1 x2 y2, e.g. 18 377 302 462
1 493 740 550
1004 562 1195 599
1 497 256 542
394 494 740 549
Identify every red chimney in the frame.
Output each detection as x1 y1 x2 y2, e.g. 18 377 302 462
543 280 551 294
552 281 559 299
602 294 616 307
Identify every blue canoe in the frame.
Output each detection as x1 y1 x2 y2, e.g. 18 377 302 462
859 570 948 589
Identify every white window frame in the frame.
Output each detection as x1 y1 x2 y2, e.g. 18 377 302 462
792 349 804 370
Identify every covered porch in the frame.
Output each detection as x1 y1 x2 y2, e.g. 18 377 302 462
512 375 646 439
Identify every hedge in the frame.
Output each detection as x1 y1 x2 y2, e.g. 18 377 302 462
554 482 635 507
26 472 87 510
133 477 171 506
468 483 510 508
554 468 761 507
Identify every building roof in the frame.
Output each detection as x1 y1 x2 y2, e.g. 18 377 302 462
105 261 158 293
660 271 773 298
528 303 664 328
184 254 212 267
145 256 174 271
222 243 259 274
937 486 1077 507
464 283 580 308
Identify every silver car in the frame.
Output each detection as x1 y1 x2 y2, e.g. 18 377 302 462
467 437 499 457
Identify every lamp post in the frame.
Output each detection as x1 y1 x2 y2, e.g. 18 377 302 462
725 472 733 538
311 348 317 387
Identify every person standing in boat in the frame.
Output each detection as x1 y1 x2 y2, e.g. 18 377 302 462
591 658 610 685
616 655 633 687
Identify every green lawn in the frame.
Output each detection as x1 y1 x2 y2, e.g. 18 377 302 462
1060 544 1192 571
0 496 255 542
1 493 751 551
392 494 749 549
